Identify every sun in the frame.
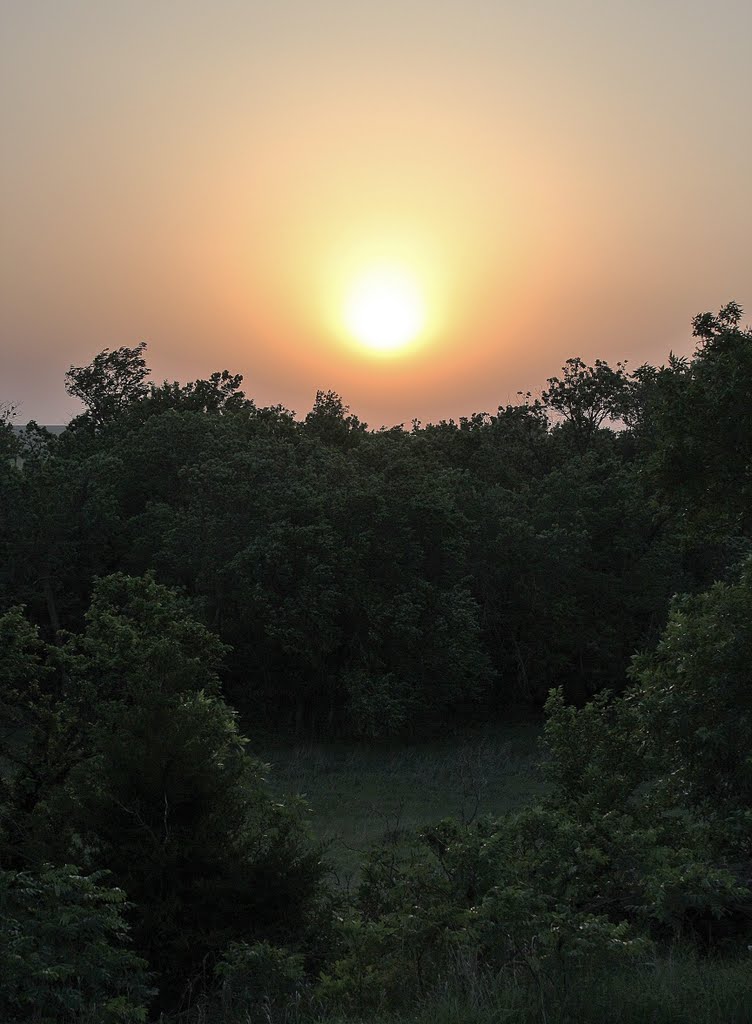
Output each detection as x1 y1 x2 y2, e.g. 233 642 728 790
344 267 426 352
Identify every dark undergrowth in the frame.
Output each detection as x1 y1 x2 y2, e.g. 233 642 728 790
179 951 752 1024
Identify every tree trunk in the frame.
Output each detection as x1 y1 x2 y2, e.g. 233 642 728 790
42 576 61 637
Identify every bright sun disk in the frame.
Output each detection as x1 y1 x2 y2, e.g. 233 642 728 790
344 268 426 352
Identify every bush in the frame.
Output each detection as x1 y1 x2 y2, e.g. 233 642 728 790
319 814 649 1014
0 864 151 1024
215 941 305 1023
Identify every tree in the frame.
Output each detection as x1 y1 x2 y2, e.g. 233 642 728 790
303 390 367 446
0 606 80 863
0 401 18 460
542 357 632 451
630 556 752 855
145 369 251 416
1 423 124 636
640 302 752 543
65 342 150 428
0 575 325 1010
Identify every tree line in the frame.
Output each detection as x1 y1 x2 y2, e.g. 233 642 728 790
2 303 750 737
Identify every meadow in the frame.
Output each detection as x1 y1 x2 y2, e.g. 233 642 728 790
258 721 545 882
306 955 752 1024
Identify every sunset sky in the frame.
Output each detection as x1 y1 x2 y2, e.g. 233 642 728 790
2 0 750 427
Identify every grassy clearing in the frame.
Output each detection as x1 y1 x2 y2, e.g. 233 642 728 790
257 721 545 883
558 955 752 1023
306 953 752 1024
197 951 752 1024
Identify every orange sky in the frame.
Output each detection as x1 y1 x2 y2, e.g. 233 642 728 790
2 0 751 426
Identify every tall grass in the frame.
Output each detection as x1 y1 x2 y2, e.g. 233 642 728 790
189 951 752 1024
318 953 752 1024
256 723 545 881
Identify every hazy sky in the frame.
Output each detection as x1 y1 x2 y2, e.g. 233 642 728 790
2 0 750 426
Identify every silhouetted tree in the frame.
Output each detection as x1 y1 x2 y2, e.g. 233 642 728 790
65 342 150 428
542 356 631 451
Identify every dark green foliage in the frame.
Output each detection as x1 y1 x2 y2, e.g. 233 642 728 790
542 691 747 938
540 559 752 929
0 864 152 1023
4 325 713 732
0 576 325 1010
630 557 752 857
637 302 752 544
314 554 752 1014
5 308 748 735
214 941 306 1022
318 810 650 1014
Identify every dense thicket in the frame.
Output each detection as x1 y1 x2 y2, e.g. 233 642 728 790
2 303 752 1021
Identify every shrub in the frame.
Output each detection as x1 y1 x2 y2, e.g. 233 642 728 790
215 941 305 1023
0 864 151 1024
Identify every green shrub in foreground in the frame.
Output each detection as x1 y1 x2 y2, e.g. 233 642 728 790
215 941 306 1023
0 864 152 1024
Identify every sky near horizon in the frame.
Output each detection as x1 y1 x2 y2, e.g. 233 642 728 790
2 0 751 427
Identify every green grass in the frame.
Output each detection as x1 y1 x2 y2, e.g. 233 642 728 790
312 955 752 1024
305 954 752 1024
556 955 752 1024
257 722 545 883
201 950 752 1024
